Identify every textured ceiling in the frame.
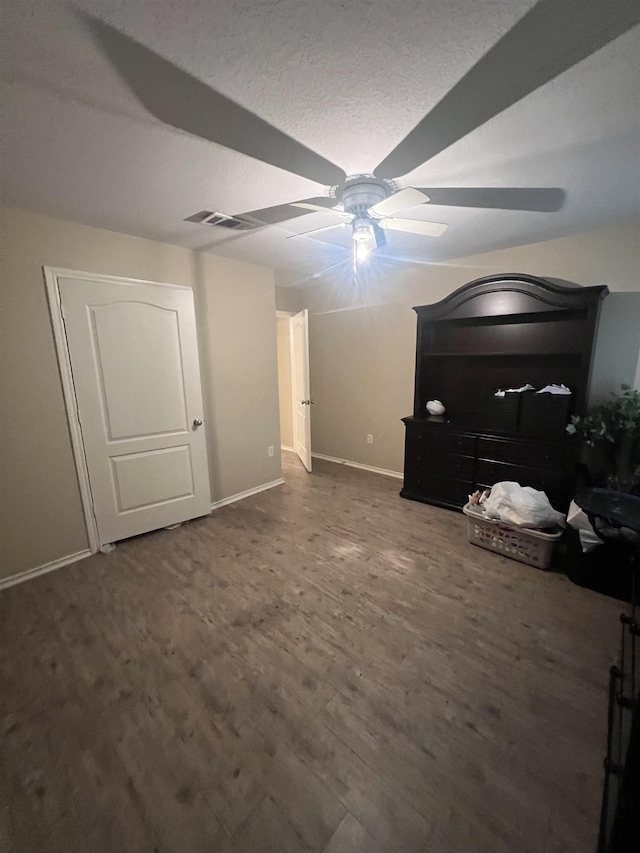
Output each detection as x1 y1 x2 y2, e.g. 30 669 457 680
2 0 639 285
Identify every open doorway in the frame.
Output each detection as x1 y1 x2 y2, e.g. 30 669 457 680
276 310 312 471
276 311 295 453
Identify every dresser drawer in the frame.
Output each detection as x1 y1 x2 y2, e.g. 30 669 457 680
477 436 568 469
419 451 475 480
403 471 473 507
475 459 566 494
405 423 476 456
429 432 476 456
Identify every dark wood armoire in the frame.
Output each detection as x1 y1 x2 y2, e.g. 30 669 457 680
400 273 608 512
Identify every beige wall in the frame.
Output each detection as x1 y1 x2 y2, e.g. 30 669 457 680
298 217 640 474
276 315 294 448
275 286 301 313
0 208 281 580
590 292 640 404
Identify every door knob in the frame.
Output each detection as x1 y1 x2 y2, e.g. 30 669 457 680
192 418 203 428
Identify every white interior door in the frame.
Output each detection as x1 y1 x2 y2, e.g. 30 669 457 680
58 276 211 545
291 309 312 472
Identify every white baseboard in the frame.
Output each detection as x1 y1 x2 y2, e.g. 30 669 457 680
280 444 295 453
312 453 403 480
211 478 284 510
0 549 93 591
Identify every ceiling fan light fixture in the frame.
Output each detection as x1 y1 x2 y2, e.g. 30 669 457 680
352 217 375 244
356 242 371 262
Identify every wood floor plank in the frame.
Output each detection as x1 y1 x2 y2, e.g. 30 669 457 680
321 811 386 853
0 452 621 852
218 795 310 853
261 740 346 851
251 680 435 852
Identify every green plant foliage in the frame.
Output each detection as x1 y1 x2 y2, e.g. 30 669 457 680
566 384 640 446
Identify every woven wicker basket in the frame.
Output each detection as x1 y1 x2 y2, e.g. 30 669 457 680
462 502 563 569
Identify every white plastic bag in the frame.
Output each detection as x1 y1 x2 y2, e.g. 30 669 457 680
566 500 601 552
482 481 566 529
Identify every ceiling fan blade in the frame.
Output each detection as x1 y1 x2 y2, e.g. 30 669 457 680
414 187 566 212
290 203 348 217
81 14 346 186
374 0 640 179
380 218 448 238
240 198 339 225
287 223 348 239
372 222 386 248
369 188 429 218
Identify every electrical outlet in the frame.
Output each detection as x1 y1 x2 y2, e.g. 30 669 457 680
367 434 373 444
268 445 274 457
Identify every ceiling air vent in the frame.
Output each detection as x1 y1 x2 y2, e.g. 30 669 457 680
183 210 258 230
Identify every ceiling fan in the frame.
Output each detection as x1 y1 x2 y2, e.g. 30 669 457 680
287 179 449 262
82 1 639 263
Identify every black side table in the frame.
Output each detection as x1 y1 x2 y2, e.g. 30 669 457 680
574 489 639 853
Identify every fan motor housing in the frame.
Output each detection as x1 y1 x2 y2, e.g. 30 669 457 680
338 175 391 216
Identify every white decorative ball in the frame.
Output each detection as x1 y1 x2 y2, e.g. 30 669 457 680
426 400 446 416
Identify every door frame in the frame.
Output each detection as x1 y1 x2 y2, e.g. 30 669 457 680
289 308 312 471
44 266 193 555
276 310 295 451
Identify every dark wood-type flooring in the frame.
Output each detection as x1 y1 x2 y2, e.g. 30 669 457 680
1 452 621 852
